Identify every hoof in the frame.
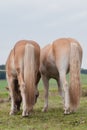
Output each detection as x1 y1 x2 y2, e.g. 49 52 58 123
9 111 16 115
64 108 70 115
64 110 70 115
42 108 48 112
22 111 29 117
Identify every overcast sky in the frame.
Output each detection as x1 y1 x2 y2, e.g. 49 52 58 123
0 0 87 69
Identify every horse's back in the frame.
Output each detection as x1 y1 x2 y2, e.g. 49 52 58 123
53 38 82 49
14 40 40 53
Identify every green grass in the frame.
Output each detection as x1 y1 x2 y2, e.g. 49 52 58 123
0 80 8 98
0 74 87 130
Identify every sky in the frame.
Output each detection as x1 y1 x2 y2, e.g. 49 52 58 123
0 0 87 69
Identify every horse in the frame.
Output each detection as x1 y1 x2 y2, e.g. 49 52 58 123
39 38 83 114
6 40 40 117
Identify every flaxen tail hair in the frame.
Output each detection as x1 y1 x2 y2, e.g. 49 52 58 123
69 42 82 111
24 44 35 110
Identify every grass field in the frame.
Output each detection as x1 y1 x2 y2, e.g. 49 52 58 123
0 74 87 130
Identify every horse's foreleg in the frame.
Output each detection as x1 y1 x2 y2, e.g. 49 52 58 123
59 73 70 114
41 75 49 112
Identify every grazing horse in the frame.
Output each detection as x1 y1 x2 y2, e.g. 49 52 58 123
6 40 40 117
39 38 83 114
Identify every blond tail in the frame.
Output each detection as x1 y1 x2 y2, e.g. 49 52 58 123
69 42 82 111
24 44 35 110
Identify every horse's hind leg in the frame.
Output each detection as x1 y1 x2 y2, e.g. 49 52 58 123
59 72 70 114
57 77 64 97
17 72 28 117
7 76 18 115
14 88 22 111
41 74 49 112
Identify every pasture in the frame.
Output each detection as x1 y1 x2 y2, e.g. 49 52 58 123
0 74 87 130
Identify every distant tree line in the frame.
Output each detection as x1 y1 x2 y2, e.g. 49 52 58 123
0 65 6 79
0 65 87 79
81 68 87 74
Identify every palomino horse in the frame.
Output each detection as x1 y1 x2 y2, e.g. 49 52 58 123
6 40 40 117
39 38 83 114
